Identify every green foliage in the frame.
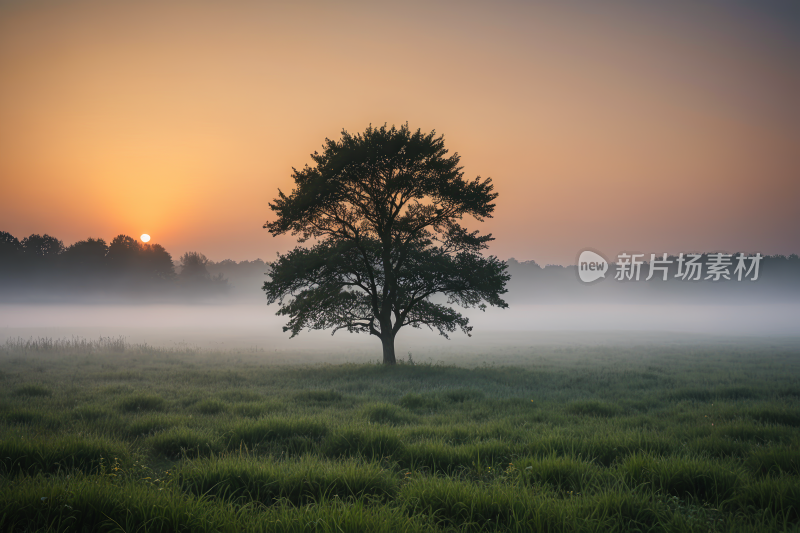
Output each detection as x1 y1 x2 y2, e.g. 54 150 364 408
2 340 800 531
0 435 129 476
117 393 166 413
231 402 271 417
72 405 114 422
3 408 61 429
125 414 186 438
444 388 485 404
733 476 800 520
295 389 344 403
14 383 52 397
263 124 509 363
0 475 240 533
745 446 800 476
195 399 228 415
621 453 743 502
566 400 619 417
362 403 415 425
179 455 399 505
147 428 224 459
399 392 440 411
230 418 329 450
220 390 262 403
323 428 406 460
749 406 800 427
516 455 604 492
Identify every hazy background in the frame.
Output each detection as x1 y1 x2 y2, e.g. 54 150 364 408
2 300 799 366
2 0 798 266
2 0 798 359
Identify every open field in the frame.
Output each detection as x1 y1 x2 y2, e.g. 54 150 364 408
2 336 800 532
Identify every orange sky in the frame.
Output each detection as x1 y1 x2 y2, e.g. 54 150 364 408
1 0 798 265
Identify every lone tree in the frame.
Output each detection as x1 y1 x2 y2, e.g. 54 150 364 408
263 124 509 364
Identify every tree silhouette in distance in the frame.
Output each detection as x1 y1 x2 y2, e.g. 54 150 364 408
0 231 21 254
21 234 64 258
62 238 109 272
106 235 141 273
178 251 211 283
140 243 175 281
0 231 21 261
0 231 23 277
263 124 509 364
178 251 228 294
107 234 175 281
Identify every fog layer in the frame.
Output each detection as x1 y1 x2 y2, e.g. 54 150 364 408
2 302 798 364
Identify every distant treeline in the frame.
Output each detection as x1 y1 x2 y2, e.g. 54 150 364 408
0 232 268 303
506 254 800 304
1 230 798 304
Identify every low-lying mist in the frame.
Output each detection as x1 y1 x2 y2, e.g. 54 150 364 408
2 301 798 365
3 246 799 362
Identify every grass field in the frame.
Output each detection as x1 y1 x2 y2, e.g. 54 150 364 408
1 336 800 532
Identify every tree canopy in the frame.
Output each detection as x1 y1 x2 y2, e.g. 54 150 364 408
263 124 509 364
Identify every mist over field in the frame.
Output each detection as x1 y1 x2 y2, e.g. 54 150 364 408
2 300 798 364
2 245 799 360
4 243 800 532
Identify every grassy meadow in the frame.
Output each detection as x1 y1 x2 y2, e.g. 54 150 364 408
1 336 800 532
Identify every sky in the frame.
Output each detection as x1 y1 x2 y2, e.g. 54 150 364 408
1 0 798 266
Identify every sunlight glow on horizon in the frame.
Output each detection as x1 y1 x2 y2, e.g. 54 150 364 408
0 0 797 263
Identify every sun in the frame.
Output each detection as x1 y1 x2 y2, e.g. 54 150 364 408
140 234 151 243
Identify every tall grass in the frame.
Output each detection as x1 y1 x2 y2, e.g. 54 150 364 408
1 337 800 531
1 335 199 355
179 455 399 505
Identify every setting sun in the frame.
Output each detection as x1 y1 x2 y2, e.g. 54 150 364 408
140 234 150 243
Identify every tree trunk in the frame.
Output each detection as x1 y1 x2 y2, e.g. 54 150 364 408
381 335 397 365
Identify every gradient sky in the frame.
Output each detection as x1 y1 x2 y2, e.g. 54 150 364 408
1 0 798 265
